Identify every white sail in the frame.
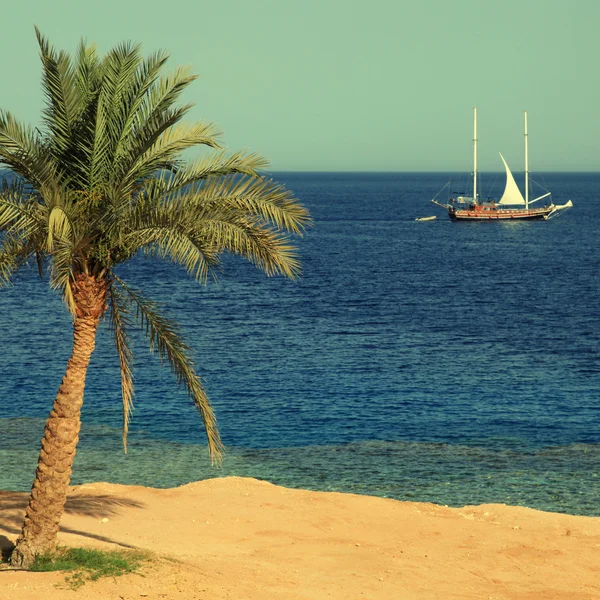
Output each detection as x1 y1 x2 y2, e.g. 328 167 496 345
498 153 526 205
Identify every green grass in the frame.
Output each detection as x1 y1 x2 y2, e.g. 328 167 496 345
30 547 151 589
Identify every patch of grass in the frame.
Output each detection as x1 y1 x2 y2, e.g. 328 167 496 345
30 547 151 589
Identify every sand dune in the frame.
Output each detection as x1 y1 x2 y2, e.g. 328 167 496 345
1 476 599 599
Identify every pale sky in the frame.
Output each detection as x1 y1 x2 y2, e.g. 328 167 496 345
2 0 598 171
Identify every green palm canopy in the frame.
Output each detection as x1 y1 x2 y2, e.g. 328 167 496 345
0 29 311 567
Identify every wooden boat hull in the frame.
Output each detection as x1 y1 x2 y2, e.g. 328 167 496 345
449 205 554 221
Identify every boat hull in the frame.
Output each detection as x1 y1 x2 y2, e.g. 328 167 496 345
448 205 554 221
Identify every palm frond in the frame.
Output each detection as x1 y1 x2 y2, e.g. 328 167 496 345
127 225 219 282
117 115 220 195
143 120 221 162
112 64 215 187
111 49 170 164
130 201 302 278
154 151 270 194
0 182 47 273
35 26 77 155
73 37 101 112
121 171 309 279
198 217 302 278
193 174 312 234
114 275 223 463
66 41 104 190
87 97 111 191
46 205 73 251
117 191 222 279
133 63 198 141
86 43 141 191
0 111 56 189
108 283 135 452
0 233 35 287
48 238 77 314
0 196 36 234
35 251 45 278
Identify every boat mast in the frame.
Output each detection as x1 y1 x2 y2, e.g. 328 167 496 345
524 110 529 209
473 107 477 202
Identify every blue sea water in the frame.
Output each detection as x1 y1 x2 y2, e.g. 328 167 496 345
0 172 598 515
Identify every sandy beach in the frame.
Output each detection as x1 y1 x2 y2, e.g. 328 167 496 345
1 476 599 599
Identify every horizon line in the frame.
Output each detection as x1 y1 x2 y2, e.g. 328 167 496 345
267 169 600 174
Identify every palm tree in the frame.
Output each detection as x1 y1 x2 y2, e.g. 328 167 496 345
0 30 311 567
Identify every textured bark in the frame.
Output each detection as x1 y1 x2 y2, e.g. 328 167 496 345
10 274 107 568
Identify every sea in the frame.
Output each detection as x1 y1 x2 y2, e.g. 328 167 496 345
0 172 598 516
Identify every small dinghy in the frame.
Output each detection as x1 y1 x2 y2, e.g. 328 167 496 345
415 216 437 222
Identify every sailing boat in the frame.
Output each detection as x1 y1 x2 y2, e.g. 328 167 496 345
432 108 573 221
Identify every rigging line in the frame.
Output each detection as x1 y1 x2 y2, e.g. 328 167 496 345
528 175 550 193
431 180 450 201
478 172 500 201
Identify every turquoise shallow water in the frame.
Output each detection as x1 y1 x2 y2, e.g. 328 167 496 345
0 172 598 515
2 417 598 516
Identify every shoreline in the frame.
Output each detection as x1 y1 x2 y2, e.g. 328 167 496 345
2 476 599 599
3 425 598 517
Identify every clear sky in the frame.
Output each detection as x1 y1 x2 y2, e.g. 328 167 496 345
2 0 599 171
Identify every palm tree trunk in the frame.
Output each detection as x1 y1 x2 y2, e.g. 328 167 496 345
10 274 107 568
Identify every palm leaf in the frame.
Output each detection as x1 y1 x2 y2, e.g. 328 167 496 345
154 151 270 193
73 37 101 115
120 194 221 281
0 197 36 234
127 225 219 282
46 205 73 251
0 111 56 190
197 217 302 278
111 50 171 165
112 64 215 186
48 237 77 314
35 26 77 155
192 174 312 234
116 114 220 195
114 275 223 463
108 283 135 452
0 233 34 287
